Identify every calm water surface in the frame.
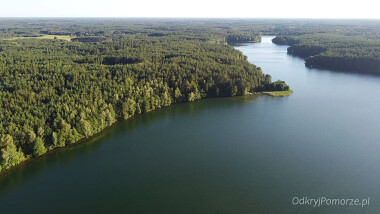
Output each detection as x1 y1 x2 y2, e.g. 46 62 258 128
1 36 380 213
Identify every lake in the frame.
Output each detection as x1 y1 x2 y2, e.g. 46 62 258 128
1 36 380 213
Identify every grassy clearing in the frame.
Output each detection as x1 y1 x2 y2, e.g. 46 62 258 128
2 35 73 41
261 90 293 97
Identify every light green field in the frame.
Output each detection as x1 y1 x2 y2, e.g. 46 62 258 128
3 35 73 41
261 90 293 97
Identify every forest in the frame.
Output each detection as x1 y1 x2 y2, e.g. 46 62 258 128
0 19 291 172
2 18 379 172
272 29 380 74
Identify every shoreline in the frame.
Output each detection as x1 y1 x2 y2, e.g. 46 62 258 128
0 95 260 177
0 118 122 177
0 37 292 176
272 36 380 76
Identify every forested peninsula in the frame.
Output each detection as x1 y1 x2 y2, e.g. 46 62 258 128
273 34 380 74
0 19 290 172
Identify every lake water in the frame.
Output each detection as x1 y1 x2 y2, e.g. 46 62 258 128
1 36 380 213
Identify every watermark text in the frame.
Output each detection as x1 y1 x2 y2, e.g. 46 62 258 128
292 196 370 208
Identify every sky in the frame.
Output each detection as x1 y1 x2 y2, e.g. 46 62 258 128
0 0 379 19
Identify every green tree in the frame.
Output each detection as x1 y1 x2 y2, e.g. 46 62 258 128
174 87 183 102
188 92 196 101
27 130 37 143
33 137 47 156
0 135 24 171
80 119 92 138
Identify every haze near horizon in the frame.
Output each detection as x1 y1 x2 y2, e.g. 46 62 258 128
0 0 379 19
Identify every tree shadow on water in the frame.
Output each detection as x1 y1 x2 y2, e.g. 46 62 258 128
0 96 257 194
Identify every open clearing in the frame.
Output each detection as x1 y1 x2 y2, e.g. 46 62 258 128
2 35 73 41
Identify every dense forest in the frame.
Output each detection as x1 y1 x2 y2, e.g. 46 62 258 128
273 31 380 74
2 18 378 172
0 19 291 172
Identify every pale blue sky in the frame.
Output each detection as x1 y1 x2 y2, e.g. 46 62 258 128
0 0 379 18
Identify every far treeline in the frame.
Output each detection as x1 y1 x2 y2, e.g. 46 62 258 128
272 23 380 74
0 19 290 172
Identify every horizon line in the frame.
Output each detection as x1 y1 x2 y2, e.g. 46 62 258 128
0 17 379 20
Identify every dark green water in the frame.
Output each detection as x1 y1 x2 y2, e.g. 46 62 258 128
1 36 380 214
